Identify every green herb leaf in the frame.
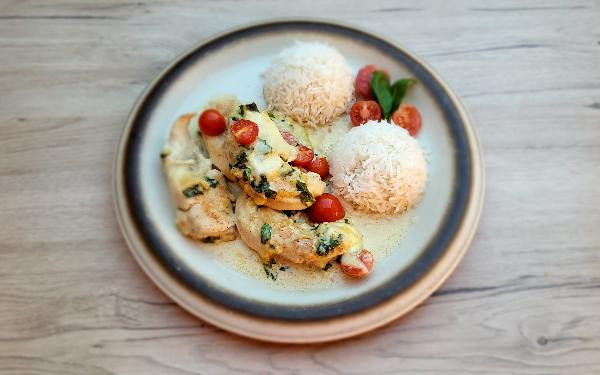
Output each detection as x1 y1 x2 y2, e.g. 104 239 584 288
316 234 343 256
242 168 252 182
371 71 394 119
322 263 333 271
260 223 272 244
295 180 314 205
390 78 416 114
182 184 203 198
251 175 277 199
201 236 220 243
263 258 278 281
232 151 248 169
267 112 275 120
204 176 218 188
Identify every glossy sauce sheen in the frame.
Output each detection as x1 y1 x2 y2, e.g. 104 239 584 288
200 114 416 290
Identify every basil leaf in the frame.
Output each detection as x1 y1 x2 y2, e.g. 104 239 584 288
391 78 416 114
182 184 203 198
370 71 393 118
260 223 272 244
204 176 218 188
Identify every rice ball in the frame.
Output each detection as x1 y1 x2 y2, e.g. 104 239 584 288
263 41 353 127
329 121 427 214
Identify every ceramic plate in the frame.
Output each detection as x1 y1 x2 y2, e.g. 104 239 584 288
114 19 484 343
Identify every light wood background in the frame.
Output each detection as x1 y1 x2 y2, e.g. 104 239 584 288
1 0 599 374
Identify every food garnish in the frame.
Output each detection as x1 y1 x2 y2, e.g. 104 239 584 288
306 193 345 223
391 104 422 136
350 100 382 126
199 109 226 136
370 70 416 120
260 223 272 244
231 119 259 145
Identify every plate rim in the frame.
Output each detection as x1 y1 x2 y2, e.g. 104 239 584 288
113 17 485 341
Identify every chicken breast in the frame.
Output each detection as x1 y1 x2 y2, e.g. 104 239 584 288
235 194 364 268
201 101 325 211
162 114 236 243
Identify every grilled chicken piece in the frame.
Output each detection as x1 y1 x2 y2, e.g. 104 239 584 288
235 194 367 269
162 114 236 243
201 101 325 211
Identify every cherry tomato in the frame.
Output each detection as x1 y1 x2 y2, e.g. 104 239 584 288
198 109 226 136
350 100 382 126
391 104 422 136
355 65 377 98
306 193 345 223
291 145 314 168
341 249 374 278
231 119 259 145
307 156 329 179
355 65 389 99
281 131 298 146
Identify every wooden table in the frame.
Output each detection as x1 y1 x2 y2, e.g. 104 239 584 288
1 1 599 373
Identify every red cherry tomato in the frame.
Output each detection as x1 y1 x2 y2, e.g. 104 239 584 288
341 249 374 278
291 145 314 168
355 65 389 99
281 131 298 146
198 109 226 136
350 100 382 126
355 65 376 99
306 193 345 223
231 119 259 145
391 104 422 136
307 156 329 179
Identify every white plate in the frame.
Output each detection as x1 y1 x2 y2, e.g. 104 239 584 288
113 19 484 343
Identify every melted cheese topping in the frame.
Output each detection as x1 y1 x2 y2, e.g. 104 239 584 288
244 110 298 160
317 221 364 254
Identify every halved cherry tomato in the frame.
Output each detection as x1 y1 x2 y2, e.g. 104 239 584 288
350 100 382 126
291 145 314 168
231 119 259 145
198 109 226 136
341 249 374 278
306 193 345 223
307 156 329 179
355 65 389 99
391 104 422 136
281 131 298 146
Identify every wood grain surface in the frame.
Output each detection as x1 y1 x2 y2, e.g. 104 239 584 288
1 0 599 373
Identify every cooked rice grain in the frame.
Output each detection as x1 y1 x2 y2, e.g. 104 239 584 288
263 42 353 127
329 121 427 214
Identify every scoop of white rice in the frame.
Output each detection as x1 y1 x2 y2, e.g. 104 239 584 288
329 121 427 214
263 41 353 127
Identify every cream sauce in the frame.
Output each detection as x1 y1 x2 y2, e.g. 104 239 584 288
200 113 415 291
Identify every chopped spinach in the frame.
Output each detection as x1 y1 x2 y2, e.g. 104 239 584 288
335 254 342 264
343 218 350 224
260 223 272 244
239 102 258 116
322 263 333 271
232 151 248 169
295 180 314 205
279 265 289 271
204 176 218 188
316 234 343 256
280 167 295 177
201 236 220 243
263 257 278 281
267 112 275 120
245 102 258 112
251 175 277 199
182 184 203 198
242 168 252 182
